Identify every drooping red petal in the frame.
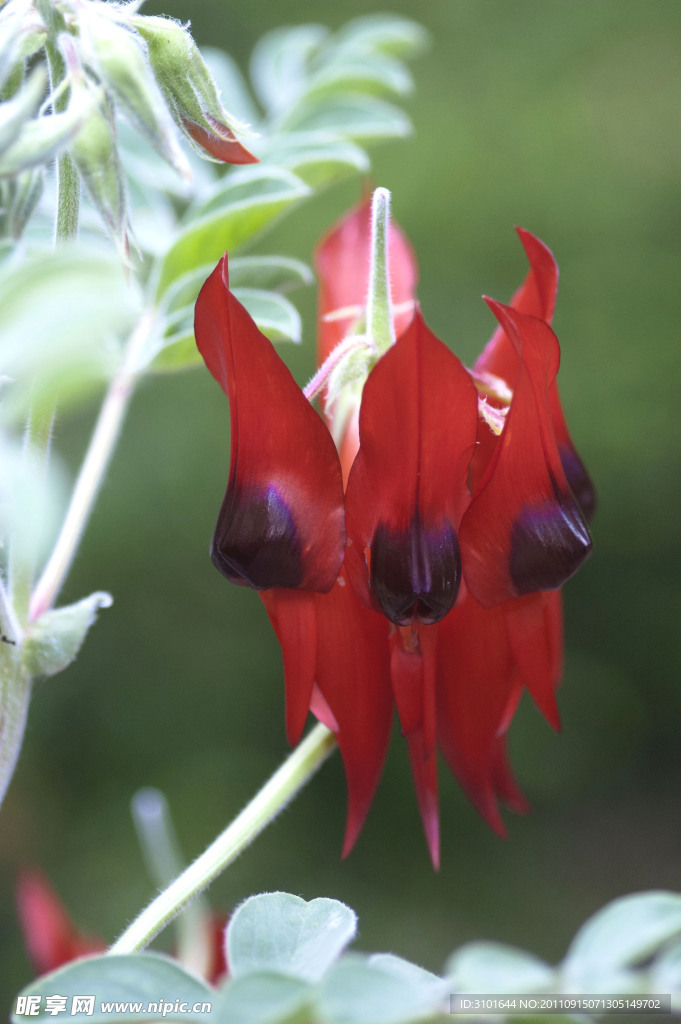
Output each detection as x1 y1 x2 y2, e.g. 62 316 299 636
460 302 592 608
490 737 530 815
436 594 519 835
549 386 597 523
16 870 104 976
345 311 478 626
312 574 392 857
182 117 259 164
505 592 562 731
260 590 317 746
315 195 418 369
195 256 345 592
475 228 559 384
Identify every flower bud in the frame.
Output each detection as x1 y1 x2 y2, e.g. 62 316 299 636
79 9 191 179
70 85 127 252
133 15 258 165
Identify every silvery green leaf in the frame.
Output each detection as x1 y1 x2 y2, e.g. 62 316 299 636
276 95 411 141
303 54 413 102
0 244 140 420
250 25 327 115
262 132 369 188
213 972 314 1024
446 942 554 994
155 166 310 296
70 91 127 251
227 892 357 983
232 288 301 343
319 954 445 1024
228 256 312 293
561 892 681 991
0 165 42 239
330 14 429 59
22 591 113 678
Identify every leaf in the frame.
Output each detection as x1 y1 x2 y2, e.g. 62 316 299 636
561 891 681 990
651 940 681 998
263 132 369 189
228 255 313 292
303 54 413 102
249 25 328 115
330 14 429 60
0 428 68 564
276 95 411 142
213 972 314 1024
22 592 113 678
368 954 447 1003
10 953 213 1023
201 47 262 130
318 954 445 1024
155 166 310 297
227 892 357 983
0 66 46 157
0 244 140 420
232 288 301 343
446 942 554 994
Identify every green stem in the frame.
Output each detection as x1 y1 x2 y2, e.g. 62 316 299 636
29 310 156 621
0 653 30 808
109 723 337 955
366 186 395 356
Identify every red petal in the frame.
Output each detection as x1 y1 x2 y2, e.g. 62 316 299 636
505 592 562 730
490 737 529 814
407 731 440 869
475 228 558 384
16 870 104 975
550 385 597 523
436 594 518 835
182 117 259 165
315 195 418 368
195 256 345 592
312 575 392 857
460 302 591 607
345 311 478 625
260 590 317 745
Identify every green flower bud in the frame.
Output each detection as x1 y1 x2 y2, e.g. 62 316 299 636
133 15 258 165
79 8 191 179
70 86 127 252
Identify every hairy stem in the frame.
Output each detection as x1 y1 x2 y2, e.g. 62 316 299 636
366 186 395 356
109 723 337 954
30 310 156 621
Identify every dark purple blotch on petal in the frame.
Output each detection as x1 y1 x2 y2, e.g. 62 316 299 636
559 445 597 524
371 515 461 626
211 484 303 589
510 491 592 595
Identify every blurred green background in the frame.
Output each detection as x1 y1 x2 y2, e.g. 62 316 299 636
2 0 681 1007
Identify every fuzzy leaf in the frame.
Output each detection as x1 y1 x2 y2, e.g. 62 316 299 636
249 25 327 115
319 954 445 1024
263 132 369 188
561 892 681 990
10 953 212 1022
232 288 301 342
446 942 554 993
155 166 310 296
213 972 314 1024
276 95 411 141
23 592 113 678
227 893 357 983
330 14 429 59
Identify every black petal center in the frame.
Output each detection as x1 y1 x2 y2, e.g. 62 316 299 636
510 492 592 595
370 515 461 626
211 484 303 589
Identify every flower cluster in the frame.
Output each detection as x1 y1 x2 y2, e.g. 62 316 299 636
195 193 594 866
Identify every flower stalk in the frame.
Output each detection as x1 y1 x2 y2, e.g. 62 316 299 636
30 309 157 621
365 186 395 355
109 723 337 954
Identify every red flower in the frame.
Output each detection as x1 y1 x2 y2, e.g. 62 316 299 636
16 870 105 976
195 199 594 865
16 870 229 984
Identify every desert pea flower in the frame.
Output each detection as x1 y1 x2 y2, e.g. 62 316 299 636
195 190 594 865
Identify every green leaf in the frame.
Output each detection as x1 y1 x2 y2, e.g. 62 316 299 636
263 132 369 189
10 953 213 1023
651 940 681 998
249 25 328 115
202 47 262 130
214 972 314 1024
0 244 140 420
22 592 113 678
330 14 429 60
156 166 310 297
561 891 681 989
303 54 413 102
232 288 301 342
368 955 446 1004
276 95 411 142
148 332 200 374
0 66 46 157
0 428 68 564
318 954 445 1024
227 892 357 983
446 942 554 994
228 255 313 292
